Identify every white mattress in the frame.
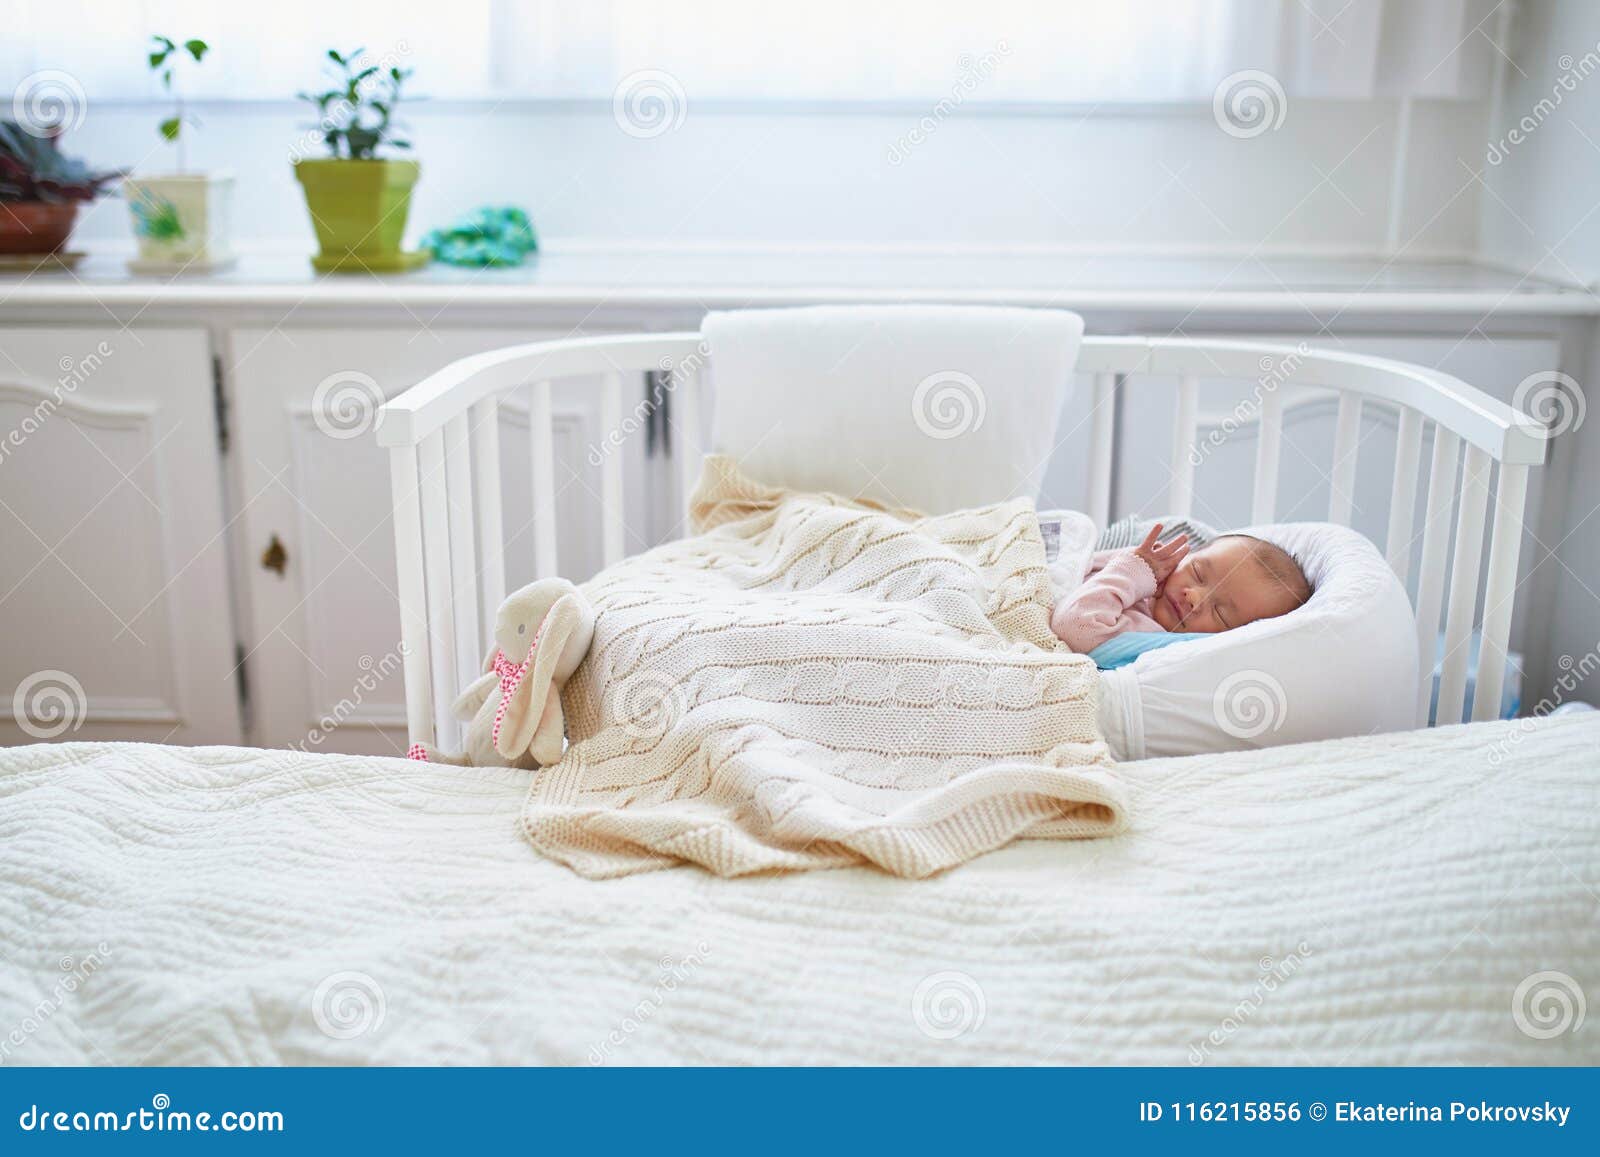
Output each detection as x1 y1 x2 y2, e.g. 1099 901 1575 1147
2 715 1596 1065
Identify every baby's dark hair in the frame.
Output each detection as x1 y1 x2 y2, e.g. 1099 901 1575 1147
1218 535 1312 609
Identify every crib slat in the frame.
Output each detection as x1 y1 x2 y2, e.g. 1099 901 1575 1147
1472 463 1528 723
388 445 435 749
1328 394 1362 526
1169 375 1198 518
1413 427 1460 726
1385 407 1423 581
1251 387 1283 525
600 372 626 568
1436 445 1491 726
1087 371 1116 527
417 430 460 748
677 362 703 530
444 413 481 693
529 379 559 578
470 397 504 643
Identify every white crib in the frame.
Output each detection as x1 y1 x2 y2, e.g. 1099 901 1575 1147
376 332 1546 752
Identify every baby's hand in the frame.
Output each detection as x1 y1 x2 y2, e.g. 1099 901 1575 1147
1133 523 1189 585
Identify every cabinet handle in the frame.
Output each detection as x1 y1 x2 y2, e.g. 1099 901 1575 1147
261 534 288 577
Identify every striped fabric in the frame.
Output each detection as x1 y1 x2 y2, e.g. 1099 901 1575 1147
1094 514 1218 552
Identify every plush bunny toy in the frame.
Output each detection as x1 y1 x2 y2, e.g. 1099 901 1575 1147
413 577 596 768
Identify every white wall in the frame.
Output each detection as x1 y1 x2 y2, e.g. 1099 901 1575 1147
1479 0 1600 706
63 97 1487 255
1479 0 1600 285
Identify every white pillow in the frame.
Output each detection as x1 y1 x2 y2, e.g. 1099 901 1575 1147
1096 522 1418 760
704 305 1084 514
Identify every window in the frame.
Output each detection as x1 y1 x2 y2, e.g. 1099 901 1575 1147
3 0 1496 106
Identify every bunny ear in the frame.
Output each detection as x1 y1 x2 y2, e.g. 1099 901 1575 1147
527 694 566 767
494 593 588 761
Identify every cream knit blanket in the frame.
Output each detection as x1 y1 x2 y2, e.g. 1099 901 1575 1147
521 457 1126 878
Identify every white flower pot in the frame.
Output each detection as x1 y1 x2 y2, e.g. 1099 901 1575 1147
123 172 236 273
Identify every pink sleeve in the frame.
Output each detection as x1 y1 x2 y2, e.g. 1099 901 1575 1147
1051 551 1159 652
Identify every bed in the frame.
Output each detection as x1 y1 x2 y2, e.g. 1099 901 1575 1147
3 712 1594 1066
6 310 1587 1066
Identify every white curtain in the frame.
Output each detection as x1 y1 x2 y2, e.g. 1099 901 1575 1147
1 0 1500 103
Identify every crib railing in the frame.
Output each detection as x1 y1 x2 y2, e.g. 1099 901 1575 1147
376 333 1546 751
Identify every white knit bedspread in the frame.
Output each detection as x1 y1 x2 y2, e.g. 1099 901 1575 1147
2 714 1596 1065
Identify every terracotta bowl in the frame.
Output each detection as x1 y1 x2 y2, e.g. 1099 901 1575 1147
0 201 80 255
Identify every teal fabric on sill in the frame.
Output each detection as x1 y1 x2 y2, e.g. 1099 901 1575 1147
421 206 539 267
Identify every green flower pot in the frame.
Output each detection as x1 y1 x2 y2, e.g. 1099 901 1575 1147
293 158 429 273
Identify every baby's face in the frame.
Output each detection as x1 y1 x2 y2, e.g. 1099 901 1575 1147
1149 538 1300 633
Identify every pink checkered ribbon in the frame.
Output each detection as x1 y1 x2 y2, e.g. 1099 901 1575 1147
407 743 428 762
490 625 544 750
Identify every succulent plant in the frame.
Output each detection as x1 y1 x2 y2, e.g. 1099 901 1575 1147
0 122 123 202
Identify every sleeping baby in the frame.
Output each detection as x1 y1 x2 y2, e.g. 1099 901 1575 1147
1051 523 1311 653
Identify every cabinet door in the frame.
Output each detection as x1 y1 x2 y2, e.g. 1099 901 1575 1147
0 326 241 746
228 326 654 756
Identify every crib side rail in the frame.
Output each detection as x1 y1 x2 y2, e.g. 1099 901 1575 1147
1076 337 1547 465
379 330 1546 747
375 333 704 450
378 332 705 748
1080 337 1543 728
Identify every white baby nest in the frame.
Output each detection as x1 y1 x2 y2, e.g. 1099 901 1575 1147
376 306 1546 760
1097 520 1419 760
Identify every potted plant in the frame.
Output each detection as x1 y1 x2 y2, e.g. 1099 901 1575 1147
0 121 121 265
294 49 426 273
123 35 236 273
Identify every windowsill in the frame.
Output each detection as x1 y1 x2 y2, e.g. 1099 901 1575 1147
2 248 1596 316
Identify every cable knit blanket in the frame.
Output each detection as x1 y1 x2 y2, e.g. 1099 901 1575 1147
522 457 1125 878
